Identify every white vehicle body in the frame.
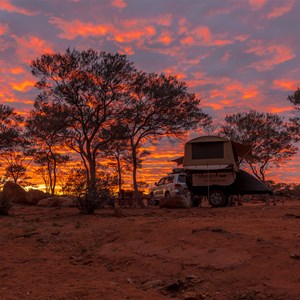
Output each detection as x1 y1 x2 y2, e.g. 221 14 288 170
149 173 188 200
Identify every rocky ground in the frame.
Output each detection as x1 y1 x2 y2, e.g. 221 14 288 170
0 200 300 300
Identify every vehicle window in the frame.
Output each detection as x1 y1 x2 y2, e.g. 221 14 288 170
178 175 186 183
158 178 165 185
166 176 174 184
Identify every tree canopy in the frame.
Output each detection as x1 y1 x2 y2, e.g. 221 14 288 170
220 110 297 182
31 48 210 212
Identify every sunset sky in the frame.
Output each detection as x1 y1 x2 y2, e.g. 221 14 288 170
0 0 300 186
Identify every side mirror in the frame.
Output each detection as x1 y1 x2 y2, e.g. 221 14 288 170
155 182 158 186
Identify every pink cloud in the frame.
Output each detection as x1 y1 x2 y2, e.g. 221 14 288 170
0 0 36 16
246 42 295 71
112 0 127 9
273 79 299 91
0 23 8 35
13 35 53 64
248 0 267 10
267 1 294 19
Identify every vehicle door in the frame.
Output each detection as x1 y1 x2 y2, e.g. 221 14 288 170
154 177 166 198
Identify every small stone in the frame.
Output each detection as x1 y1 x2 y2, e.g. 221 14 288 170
290 252 300 260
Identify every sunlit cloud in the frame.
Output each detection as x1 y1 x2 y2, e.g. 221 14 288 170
248 0 267 10
267 1 294 19
12 80 35 92
111 0 127 9
273 79 299 91
10 67 25 75
13 35 53 64
0 23 8 35
0 0 36 15
246 42 295 71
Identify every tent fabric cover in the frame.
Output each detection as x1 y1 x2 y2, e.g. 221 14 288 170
231 170 272 195
172 136 255 166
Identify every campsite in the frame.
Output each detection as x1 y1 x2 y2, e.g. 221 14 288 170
1 200 299 300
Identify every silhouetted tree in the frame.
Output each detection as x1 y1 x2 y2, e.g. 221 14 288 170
31 48 136 214
124 72 211 206
27 109 70 196
287 87 300 141
220 110 297 182
0 105 33 185
0 104 22 150
102 138 130 197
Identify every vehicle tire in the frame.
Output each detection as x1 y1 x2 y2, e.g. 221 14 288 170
165 191 171 198
208 190 227 208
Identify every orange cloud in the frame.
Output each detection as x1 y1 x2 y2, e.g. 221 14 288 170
180 36 194 46
248 0 267 10
267 1 294 19
273 79 299 91
14 35 53 63
10 67 25 75
12 80 35 92
0 0 36 15
193 26 212 42
112 0 127 9
246 42 295 71
0 23 8 35
269 106 292 113
50 17 111 39
158 34 172 45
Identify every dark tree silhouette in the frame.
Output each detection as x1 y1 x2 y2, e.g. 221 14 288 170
124 72 211 206
0 104 32 185
287 87 300 141
0 104 22 150
220 110 297 182
27 108 70 196
31 48 136 214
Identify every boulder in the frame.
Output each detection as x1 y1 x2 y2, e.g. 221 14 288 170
26 189 48 205
159 196 190 209
3 181 27 204
37 196 76 207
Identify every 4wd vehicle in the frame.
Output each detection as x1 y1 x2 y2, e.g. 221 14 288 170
149 173 188 204
173 135 272 208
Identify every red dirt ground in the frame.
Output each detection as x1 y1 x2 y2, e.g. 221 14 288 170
0 201 300 300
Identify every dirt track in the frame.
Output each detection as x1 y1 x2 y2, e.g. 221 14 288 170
0 201 300 299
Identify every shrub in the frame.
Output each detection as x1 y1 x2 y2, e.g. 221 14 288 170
0 194 12 216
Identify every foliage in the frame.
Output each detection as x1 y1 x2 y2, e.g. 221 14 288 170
0 104 22 150
220 110 297 182
31 48 136 213
287 87 300 141
0 104 33 185
123 72 211 206
61 166 118 197
26 105 70 195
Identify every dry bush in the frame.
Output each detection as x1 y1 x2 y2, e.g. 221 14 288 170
0 194 12 216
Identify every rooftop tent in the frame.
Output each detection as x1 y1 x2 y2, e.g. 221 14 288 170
182 136 254 169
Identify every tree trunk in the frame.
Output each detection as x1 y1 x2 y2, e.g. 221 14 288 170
81 157 98 214
132 147 145 208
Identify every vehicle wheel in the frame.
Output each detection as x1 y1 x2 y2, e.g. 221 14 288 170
208 190 227 208
165 191 171 198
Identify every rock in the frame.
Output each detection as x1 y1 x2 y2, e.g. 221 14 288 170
159 196 190 209
37 196 76 207
26 189 48 205
3 181 27 204
290 252 300 260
